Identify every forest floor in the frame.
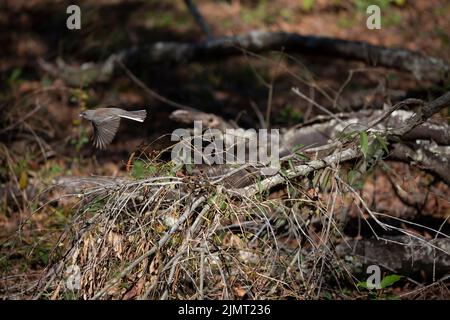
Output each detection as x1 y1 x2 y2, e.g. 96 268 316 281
1 0 449 299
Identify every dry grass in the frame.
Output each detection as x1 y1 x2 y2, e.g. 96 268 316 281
8 139 444 300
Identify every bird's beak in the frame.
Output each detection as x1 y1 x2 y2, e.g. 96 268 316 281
79 114 83 117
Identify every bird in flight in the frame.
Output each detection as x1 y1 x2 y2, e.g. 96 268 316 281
80 107 147 149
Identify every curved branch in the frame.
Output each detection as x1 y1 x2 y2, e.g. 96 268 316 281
237 91 450 197
39 31 450 86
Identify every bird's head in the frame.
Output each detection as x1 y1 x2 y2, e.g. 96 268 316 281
79 110 94 120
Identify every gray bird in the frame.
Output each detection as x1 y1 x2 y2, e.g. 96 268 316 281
80 107 147 149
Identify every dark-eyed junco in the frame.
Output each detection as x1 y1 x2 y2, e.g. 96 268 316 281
80 107 147 149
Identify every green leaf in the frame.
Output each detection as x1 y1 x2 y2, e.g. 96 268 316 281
146 165 157 175
319 168 332 191
131 160 157 179
256 177 263 193
393 0 406 6
323 291 333 300
375 134 389 153
49 164 62 175
131 160 146 179
9 68 22 83
35 247 49 265
19 171 28 190
72 127 89 151
357 281 369 289
288 159 295 171
340 130 358 141
347 169 361 186
219 200 227 211
41 75 53 87
359 131 369 158
302 0 315 11
380 274 403 288
296 152 309 160
291 143 304 153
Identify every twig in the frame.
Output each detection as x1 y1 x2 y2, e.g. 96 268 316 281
292 87 347 125
91 195 206 299
183 0 213 40
117 60 198 112
0 103 42 134
236 147 359 197
249 101 266 129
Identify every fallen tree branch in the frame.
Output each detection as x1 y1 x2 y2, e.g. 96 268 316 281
336 236 450 276
281 108 450 157
237 147 358 197
236 91 450 197
169 109 236 131
402 120 450 145
390 92 450 137
121 31 450 83
39 31 450 86
390 142 450 186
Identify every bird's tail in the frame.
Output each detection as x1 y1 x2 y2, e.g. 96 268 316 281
119 110 147 122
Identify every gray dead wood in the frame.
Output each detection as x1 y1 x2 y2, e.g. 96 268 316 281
336 236 450 276
39 31 450 86
237 91 450 196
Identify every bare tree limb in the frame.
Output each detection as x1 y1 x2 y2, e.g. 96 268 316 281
169 109 236 131
39 31 450 86
336 236 450 276
236 91 450 197
121 31 450 82
390 142 450 186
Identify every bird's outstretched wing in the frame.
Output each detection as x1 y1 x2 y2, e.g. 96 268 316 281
92 117 121 149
